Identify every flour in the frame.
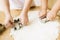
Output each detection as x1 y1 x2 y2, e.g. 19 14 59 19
10 11 60 40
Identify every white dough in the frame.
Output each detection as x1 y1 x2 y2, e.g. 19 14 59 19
10 11 60 40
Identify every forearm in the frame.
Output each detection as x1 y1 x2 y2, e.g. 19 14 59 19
0 0 10 15
41 0 48 12
51 0 60 14
22 0 32 14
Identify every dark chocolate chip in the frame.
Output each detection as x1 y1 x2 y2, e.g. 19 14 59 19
17 18 19 21
14 19 20 23
14 27 17 30
14 20 18 23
